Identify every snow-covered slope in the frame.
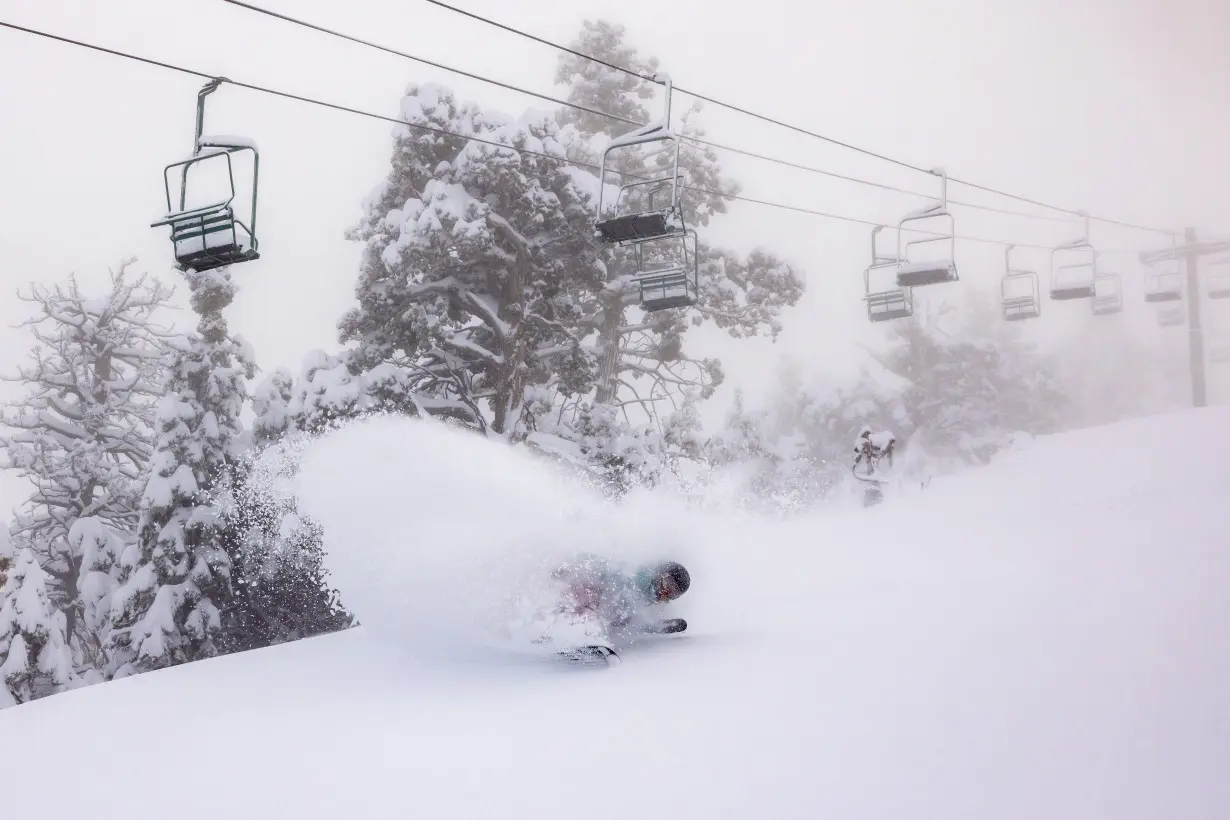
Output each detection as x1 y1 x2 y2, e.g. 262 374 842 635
3 409 1229 820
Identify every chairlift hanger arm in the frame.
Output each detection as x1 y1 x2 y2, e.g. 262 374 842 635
1139 239 1230 264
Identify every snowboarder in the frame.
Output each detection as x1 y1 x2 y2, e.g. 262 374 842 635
854 426 895 470
549 554 690 645
853 426 896 507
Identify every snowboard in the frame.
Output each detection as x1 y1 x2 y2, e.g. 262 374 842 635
556 644 621 667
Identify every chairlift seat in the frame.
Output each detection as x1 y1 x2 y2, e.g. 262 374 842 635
155 201 258 272
637 267 697 311
896 259 958 288
1002 296 1040 321
1157 308 1185 327
1091 295 1122 315
595 206 684 245
1209 275 1230 300
1144 287 1182 303
865 289 913 322
1090 274 1123 315
1049 283 1095 300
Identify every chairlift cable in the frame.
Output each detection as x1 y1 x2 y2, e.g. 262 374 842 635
422 0 1184 238
0 19 1152 255
216 0 1078 226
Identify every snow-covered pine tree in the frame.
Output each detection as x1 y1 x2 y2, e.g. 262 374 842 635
106 268 255 678
0 548 78 706
0 260 174 672
343 84 604 436
555 21 806 409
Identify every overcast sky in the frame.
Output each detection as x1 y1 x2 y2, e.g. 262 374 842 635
1 0 1228 511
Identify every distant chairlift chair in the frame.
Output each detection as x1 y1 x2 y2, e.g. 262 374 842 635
895 168 959 288
1157 305 1185 327
151 78 260 273
1091 272 1124 315
1144 237 1183 303
1049 212 1097 300
1001 244 1041 321
1209 258 1230 300
864 226 913 323
593 72 697 312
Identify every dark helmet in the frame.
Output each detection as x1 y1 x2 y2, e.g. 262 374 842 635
656 561 690 601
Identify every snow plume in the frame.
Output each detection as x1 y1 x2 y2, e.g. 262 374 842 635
293 414 698 663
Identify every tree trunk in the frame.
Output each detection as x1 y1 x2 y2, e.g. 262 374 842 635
594 297 623 405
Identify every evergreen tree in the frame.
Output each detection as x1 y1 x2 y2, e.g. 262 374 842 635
0 260 173 670
106 269 254 678
0 548 78 706
343 84 603 435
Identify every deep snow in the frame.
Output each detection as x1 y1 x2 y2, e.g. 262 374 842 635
1 408 1228 820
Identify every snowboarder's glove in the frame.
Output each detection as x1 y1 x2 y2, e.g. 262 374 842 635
650 618 687 634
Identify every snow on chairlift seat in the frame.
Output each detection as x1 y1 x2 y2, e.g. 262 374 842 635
896 258 958 288
592 73 687 248
595 202 685 245
1144 271 1183 303
637 266 697 311
894 170 960 289
1090 273 1123 315
156 200 258 272
1050 263 1096 300
1049 230 1097 300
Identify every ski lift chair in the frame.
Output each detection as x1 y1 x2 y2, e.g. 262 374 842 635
633 229 700 311
1091 273 1123 315
1209 259 1230 300
1144 270 1183 303
1157 305 1185 327
151 79 260 273
1049 243 1097 299
895 168 958 288
1001 244 1041 321
1048 212 1097 300
593 72 695 311
864 226 913 322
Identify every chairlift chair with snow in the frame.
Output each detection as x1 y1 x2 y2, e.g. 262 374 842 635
895 168 958 288
1001 244 1041 321
592 72 696 311
1091 273 1123 315
633 229 700 311
151 79 260 273
1144 237 1183 303
864 226 913 323
1049 212 1098 300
